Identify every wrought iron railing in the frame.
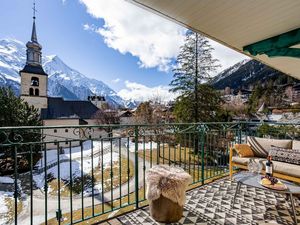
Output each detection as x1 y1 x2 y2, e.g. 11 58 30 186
0 122 299 224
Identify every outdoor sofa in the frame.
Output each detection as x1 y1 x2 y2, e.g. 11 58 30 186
229 136 300 183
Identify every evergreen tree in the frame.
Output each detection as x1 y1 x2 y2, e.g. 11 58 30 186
174 84 223 122
170 31 220 122
0 87 42 174
0 87 41 127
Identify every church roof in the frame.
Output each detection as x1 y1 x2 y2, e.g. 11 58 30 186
41 97 99 120
20 64 47 76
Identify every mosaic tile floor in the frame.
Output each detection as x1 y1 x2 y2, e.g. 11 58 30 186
116 178 300 225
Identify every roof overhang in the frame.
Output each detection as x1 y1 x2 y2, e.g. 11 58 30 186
127 0 300 80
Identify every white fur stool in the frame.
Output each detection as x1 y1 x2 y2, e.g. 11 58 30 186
146 165 192 223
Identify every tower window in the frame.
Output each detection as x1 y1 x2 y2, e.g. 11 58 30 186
31 77 39 86
29 88 34 96
35 89 39 96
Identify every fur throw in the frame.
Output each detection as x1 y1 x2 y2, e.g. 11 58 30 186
146 165 192 206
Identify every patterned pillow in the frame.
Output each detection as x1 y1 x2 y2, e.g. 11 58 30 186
269 146 300 165
247 136 292 157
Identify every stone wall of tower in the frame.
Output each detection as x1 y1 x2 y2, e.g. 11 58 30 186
20 71 48 110
20 72 47 97
21 95 48 109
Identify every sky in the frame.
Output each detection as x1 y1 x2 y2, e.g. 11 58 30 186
0 0 248 102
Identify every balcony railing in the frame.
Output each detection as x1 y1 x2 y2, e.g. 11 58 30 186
0 122 299 224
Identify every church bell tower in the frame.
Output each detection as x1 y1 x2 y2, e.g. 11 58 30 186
20 1 48 111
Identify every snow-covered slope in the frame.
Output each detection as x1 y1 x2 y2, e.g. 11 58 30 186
44 55 125 106
211 59 289 90
0 39 127 107
0 39 25 94
212 59 250 84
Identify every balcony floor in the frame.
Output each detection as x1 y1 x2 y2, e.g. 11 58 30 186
107 177 300 225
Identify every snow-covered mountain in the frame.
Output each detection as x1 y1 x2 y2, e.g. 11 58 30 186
211 59 250 84
0 38 128 107
0 39 25 94
44 55 126 106
211 59 292 90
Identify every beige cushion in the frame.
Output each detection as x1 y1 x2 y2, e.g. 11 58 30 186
232 156 266 166
292 140 300 149
246 136 292 157
273 161 300 178
232 156 300 178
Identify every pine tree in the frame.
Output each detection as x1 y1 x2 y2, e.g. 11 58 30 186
170 31 221 154
170 31 219 122
0 87 42 174
174 84 223 123
0 87 41 127
170 31 220 122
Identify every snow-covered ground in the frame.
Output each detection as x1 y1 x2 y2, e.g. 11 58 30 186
0 191 13 224
33 140 120 195
0 139 157 223
36 140 111 168
126 140 158 153
0 177 14 184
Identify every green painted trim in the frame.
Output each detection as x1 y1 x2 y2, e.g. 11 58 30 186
243 27 300 58
265 48 300 58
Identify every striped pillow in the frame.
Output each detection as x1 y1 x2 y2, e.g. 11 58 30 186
269 146 300 165
246 136 292 157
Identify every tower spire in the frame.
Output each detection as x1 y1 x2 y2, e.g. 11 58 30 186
25 0 43 66
31 0 38 42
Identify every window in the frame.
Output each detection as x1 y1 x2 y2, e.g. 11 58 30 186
29 88 34 96
35 89 39 96
54 129 57 133
65 129 68 133
65 141 69 145
31 77 39 87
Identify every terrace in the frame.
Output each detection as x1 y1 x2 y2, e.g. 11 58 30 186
1 1 300 225
0 122 299 224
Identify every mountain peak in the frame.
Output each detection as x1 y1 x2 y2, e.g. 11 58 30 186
211 59 289 90
0 38 25 55
44 54 64 63
0 38 24 46
0 37 128 108
46 54 58 60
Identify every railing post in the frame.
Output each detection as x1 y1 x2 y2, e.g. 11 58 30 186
200 126 205 185
13 145 18 225
157 141 160 165
238 122 242 144
134 125 139 209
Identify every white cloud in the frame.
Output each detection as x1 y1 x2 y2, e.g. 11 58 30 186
83 23 97 32
80 0 186 72
83 24 91 31
80 0 248 74
118 80 178 103
111 78 121 83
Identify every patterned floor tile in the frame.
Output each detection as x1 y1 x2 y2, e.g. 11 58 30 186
118 177 300 225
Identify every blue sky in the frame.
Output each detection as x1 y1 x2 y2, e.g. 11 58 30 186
0 0 247 101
